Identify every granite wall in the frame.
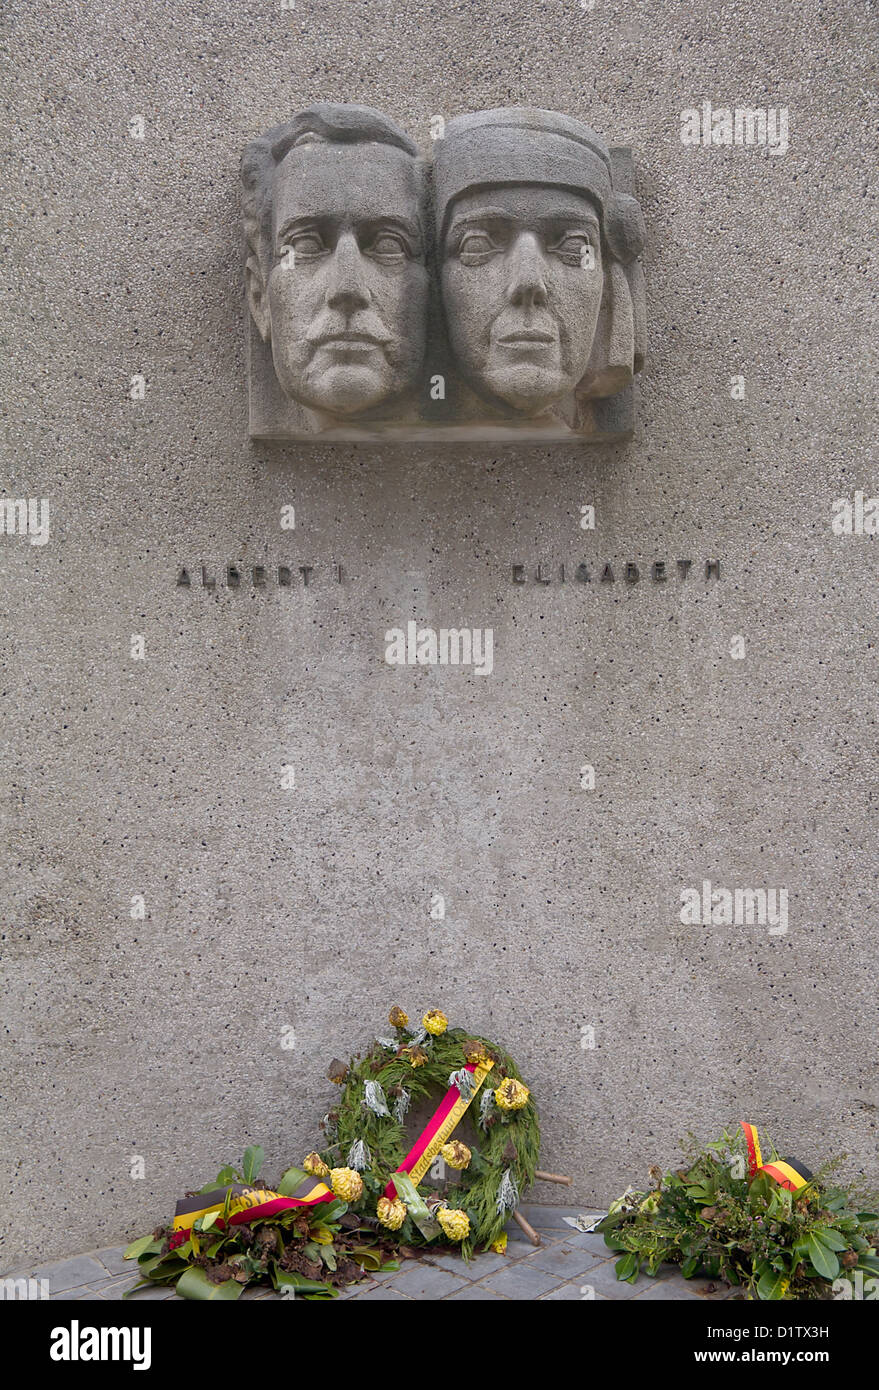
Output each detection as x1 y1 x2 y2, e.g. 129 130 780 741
1 0 876 1263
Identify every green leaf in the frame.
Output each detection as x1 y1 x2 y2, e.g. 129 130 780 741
123 1235 155 1261
757 1267 789 1300
615 1251 640 1283
175 1267 244 1301
137 1253 185 1279
312 1198 347 1223
271 1264 332 1296
602 1233 628 1252
348 1246 382 1271
806 1234 839 1280
135 1240 164 1263
210 1167 239 1188
278 1165 311 1196
242 1146 265 1184
813 1228 849 1253
681 1256 701 1278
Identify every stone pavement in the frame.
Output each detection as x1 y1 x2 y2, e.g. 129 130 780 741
2 1205 738 1302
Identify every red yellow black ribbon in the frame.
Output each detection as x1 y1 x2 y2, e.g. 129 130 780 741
741 1121 763 1177
740 1122 811 1192
171 1177 333 1239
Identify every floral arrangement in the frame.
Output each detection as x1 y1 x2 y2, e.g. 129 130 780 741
123 1146 399 1300
598 1126 879 1300
313 1006 540 1257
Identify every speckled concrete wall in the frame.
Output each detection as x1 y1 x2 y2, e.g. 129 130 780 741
1 0 876 1265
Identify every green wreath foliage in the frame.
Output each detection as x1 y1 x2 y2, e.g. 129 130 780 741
317 1012 540 1258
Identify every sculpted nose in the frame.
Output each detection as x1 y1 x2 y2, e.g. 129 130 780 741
506 232 548 309
325 231 371 311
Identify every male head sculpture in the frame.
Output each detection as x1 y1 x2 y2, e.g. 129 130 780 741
241 104 429 427
434 109 645 424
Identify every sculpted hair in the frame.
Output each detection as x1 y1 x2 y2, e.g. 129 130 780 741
241 104 425 272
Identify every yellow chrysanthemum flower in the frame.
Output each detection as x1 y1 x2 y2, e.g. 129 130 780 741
441 1140 471 1170
494 1078 530 1112
330 1167 364 1202
403 1045 428 1067
422 1009 449 1036
489 1233 508 1254
437 1207 470 1242
303 1152 330 1179
376 1196 406 1231
388 1006 409 1028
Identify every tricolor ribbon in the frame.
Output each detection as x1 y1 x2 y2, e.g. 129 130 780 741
384 1059 494 1201
171 1177 334 1239
741 1121 763 1178
740 1122 812 1192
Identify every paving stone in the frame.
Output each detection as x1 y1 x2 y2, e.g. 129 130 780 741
524 1243 606 1279
552 1230 610 1257
635 1273 732 1301
483 1263 566 1299
123 1284 178 1300
96 1273 142 1297
29 1255 108 1293
518 1205 585 1229
336 1279 376 1300
503 1239 545 1260
633 1278 701 1300
580 1259 655 1300
349 1285 413 1300
92 1247 134 1277
387 1264 469 1299
425 1251 508 1281
446 1283 509 1300
540 1281 609 1300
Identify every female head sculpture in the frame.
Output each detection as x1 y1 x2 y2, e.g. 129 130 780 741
433 108 645 429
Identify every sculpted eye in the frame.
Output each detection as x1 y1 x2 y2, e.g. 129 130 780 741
550 232 595 265
458 230 500 260
368 231 410 260
285 231 326 258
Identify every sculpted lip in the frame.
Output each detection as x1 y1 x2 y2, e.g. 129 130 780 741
315 332 387 348
496 330 556 345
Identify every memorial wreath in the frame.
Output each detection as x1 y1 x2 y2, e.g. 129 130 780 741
123 1005 546 1296
306 1006 540 1258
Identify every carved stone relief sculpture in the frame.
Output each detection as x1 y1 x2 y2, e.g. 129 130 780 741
242 104 645 442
